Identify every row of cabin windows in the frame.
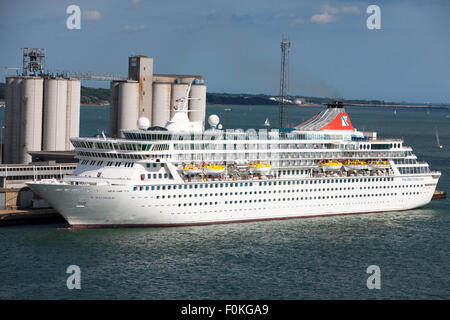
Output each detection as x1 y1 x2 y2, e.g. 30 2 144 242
78 152 146 159
135 183 422 195
131 179 424 193
143 173 168 180
73 140 164 152
146 163 161 168
168 192 417 206
280 169 309 175
81 160 135 168
221 193 400 203
393 158 417 164
398 167 429 174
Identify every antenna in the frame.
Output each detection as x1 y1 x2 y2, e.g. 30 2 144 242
278 36 291 128
172 80 199 112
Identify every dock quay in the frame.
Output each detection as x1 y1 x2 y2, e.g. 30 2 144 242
0 208 66 226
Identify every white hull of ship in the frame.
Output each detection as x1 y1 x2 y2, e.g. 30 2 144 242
27 174 439 228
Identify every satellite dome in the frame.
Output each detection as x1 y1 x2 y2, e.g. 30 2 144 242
208 114 220 128
137 117 150 130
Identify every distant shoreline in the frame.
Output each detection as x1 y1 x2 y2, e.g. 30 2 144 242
80 102 447 109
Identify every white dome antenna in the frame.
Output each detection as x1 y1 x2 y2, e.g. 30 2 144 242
208 114 220 129
137 117 150 130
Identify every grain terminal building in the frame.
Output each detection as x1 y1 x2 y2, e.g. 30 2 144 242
1 50 206 211
3 50 207 165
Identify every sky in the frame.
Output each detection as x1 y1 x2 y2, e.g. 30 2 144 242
1 0 449 103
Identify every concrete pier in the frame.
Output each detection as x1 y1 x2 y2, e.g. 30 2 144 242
0 208 66 226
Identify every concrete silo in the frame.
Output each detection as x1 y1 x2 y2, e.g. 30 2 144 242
109 81 120 138
188 83 207 126
43 79 68 151
65 79 81 150
170 83 189 118
117 81 139 136
10 78 23 164
20 77 44 164
3 77 16 164
152 82 171 127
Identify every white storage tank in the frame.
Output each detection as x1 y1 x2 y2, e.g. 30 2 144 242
65 79 81 150
109 81 120 138
188 83 207 125
43 79 68 151
20 77 44 164
170 83 189 118
117 81 139 137
10 77 23 163
3 77 15 164
152 82 171 127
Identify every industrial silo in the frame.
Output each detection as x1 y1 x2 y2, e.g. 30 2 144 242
188 83 207 125
43 79 68 151
117 81 139 136
65 79 81 150
20 77 44 164
3 77 15 164
170 83 189 118
152 82 171 127
10 77 23 163
109 81 120 138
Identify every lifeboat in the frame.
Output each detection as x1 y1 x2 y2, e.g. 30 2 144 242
248 162 272 175
203 164 226 176
320 160 343 171
183 164 201 175
343 159 369 171
367 159 389 170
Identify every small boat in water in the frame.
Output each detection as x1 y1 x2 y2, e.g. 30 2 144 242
264 117 270 127
203 164 226 175
320 160 343 171
435 127 443 149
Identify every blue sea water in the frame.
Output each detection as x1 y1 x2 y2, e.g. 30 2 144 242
0 104 449 299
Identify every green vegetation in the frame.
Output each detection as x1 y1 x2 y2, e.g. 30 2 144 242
0 82 447 107
80 86 110 105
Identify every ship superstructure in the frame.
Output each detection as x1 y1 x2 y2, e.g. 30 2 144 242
27 101 441 228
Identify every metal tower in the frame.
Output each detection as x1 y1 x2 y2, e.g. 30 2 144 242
278 37 291 128
22 48 46 75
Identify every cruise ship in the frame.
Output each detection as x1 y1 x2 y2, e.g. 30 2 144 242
27 99 441 228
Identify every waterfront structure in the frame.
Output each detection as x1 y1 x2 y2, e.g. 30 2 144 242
3 49 205 165
27 100 441 228
1 163 77 189
109 55 206 137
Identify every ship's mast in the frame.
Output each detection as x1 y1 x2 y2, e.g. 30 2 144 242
278 36 291 128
